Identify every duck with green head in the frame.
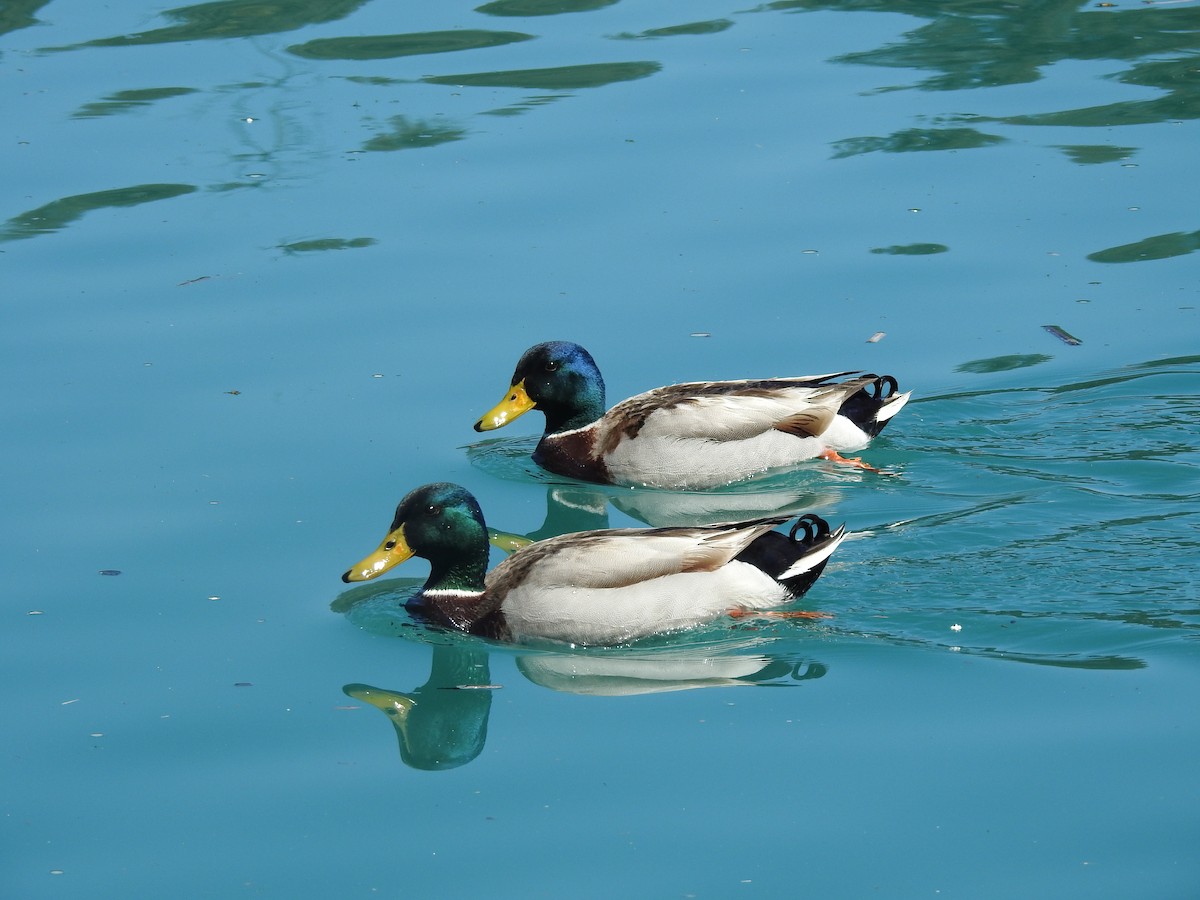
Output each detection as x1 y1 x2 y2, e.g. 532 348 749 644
474 341 910 489
342 482 846 646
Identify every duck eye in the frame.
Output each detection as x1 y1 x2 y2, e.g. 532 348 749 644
425 504 441 516
545 360 560 373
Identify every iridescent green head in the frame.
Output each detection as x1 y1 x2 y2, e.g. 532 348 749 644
342 483 489 591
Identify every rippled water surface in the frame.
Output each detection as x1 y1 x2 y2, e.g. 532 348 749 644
4 1 1199 896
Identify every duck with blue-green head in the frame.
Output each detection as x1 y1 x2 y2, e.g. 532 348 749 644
474 341 910 489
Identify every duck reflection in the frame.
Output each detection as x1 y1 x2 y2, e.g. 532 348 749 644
343 639 827 771
608 482 839 529
517 650 826 696
344 644 494 771
468 466 843 540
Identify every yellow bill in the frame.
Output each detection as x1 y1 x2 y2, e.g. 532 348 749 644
342 525 414 582
474 379 536 432
344 684 416 720
488 527 534 554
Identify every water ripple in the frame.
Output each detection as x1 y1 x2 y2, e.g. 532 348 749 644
837 356 1200 663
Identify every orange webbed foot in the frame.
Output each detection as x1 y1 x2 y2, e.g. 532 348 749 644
819 447 878 471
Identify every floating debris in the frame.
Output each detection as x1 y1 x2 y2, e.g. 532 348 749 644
867 331 886 343
951 623 963 632
28 610 44 615
98 569 121 576
178 275 211 286
234 682 253 687
689 332 711 338
1043 324 1082 346
453 684 503 691
224 389 241 395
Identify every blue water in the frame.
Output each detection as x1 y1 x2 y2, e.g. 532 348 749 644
3 1 1199 896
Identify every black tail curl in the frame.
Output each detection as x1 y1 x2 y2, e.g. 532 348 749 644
735 513 840 601
788 512 831 546
837 373 903 437
870 374 899 400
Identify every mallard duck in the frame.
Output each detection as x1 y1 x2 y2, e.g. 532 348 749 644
473 341 911 489
341 482 846 646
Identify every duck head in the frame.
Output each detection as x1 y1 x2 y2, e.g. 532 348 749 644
474 341 606 435
341 483 489 591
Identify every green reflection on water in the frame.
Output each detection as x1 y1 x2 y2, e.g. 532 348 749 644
611 19 736 40
287 30 534 61
827 1 1200 93
870 243 949 256
423 60 660 90
482 94 565 116
1055 144 1136 165
956 354 1054 374
755 0 1200 134
999 50 1200 129
476 0 618 16
47 0 368 49
832 126 1004 158
0 183 197 242
362 116 467 152
1088 229 1200 264
0 0 49 37
279 237 377 254
72 87 199 119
